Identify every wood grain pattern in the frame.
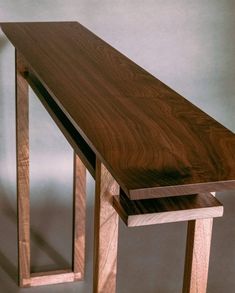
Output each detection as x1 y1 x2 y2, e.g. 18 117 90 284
16 50 31 287
16 52 88 287
28 270 81 287
113 193 223 227
25 72 95 176
183 219 213 293
73 153 86 279
93 159 120 293
2 22 235 199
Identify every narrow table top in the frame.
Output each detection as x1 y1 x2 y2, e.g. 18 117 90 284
1 21 235 199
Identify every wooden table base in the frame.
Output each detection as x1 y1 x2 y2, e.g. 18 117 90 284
14 47 222 293
183 219 213 293
16 51 87 287
16 50 222 292
93 159 120 293
94 181 223 293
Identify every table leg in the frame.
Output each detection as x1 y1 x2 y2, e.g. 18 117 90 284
16 51 87 287
183 218 213 293
73 152 86 279
16 50 30 287
93 159 120 293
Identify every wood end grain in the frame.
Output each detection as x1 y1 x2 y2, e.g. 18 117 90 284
28 270 81 287
113 193 223 227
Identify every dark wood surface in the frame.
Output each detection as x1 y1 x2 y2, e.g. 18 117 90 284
113 192 223 226
25 70 96 177
2 22 235 199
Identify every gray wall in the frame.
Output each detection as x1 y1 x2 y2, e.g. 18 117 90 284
0 1 235 292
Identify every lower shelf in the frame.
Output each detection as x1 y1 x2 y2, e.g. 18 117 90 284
112 193 223 227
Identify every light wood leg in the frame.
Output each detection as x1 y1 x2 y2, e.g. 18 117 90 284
183 218 213 293
73 152 86 279
93 159 120 293
16 51 87 287
16 50 31 287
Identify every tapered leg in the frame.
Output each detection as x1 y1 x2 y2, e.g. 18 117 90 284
16 50 30 287
93 159 120 293
73 152 86 279
183 218 213 293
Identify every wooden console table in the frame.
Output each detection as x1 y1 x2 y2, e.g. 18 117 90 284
1 22 234 292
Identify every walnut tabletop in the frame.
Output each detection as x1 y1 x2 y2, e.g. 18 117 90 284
1 21 235 199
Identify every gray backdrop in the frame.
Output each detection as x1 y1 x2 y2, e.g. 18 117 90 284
0 1 235 292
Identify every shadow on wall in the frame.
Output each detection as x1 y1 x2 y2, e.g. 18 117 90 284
0 184 18 286
0 34 10 181
0 182 74 287
0 33 8 100
0 35 18 286
0 33 7 85
0 33 7 51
